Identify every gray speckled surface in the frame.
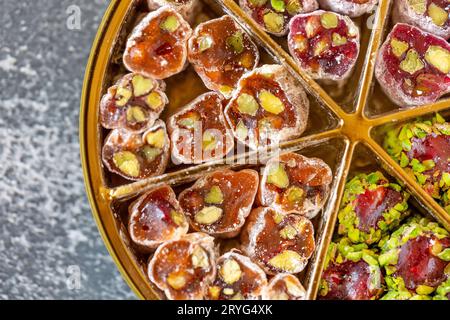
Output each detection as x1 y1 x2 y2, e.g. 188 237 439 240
0 0 135 299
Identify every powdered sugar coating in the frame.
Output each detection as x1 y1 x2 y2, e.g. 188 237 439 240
148 233 217 300
147 0 201 24
262 273 306 300
224 64 309 150
317 0 378 18
123 7 193 79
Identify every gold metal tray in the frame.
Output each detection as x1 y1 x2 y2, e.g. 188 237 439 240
80 0 450 300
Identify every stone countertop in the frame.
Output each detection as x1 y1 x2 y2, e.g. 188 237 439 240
0 0 135 299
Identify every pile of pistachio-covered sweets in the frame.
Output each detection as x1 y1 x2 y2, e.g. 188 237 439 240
319 170 450 300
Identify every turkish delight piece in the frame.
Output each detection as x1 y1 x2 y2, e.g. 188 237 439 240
337 171 410 245
259 152 332 219
147 0 201 24
379 216 450 297
262 273 306 300
317 0 378 18
102 120 170 181
318 238 384 300
239 0 319 36
128 184 188 251
375 23 450 107
188 15 260 98
288 10 360 81
100 73 168 132
148 233 217 300
224 64 309 150
123 7 192 79
167 92 234 164
393 0 450 40
178 169 259 238
206 250 267 300
241 207 315 275
384 114 450 211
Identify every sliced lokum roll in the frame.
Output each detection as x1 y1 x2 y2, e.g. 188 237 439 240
123 7 192 79
241 207 315 275
317 0 378 18
224 64 309 150
375 23 450 107
100 73 168 132
393 0 450 40
338 171 410 245
206 250 267 300
318 238 384 300
262 273 306 300
167 92 234 164
102 120 170 180
188 15 260 98
384 114 450 211
239 0 319 36
128 184 188 251
178 169 259 238
148 233 217 300
378 216 450 297
147 0 201 24
259 152 332 219
288 10 360 81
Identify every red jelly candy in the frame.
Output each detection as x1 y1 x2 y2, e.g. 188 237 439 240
100 73 168 132
259 152 332 219
102 120 170 180
128 184 188 251
239 0 319 36
393 0 450 40
317 0 378 18
288 10 360 81
167 92 234 164
241 207 315 275
375 23 450 107
224 64 309 150
188 15 260 98
178 169 259 238
123 7 193 79
262 273 306 300
148 233 216 300
206 250 267 300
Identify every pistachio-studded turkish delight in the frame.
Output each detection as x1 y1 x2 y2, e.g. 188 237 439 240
317 0 378 18
378 216 450 299
318 238 385 300
375 23 450 107
384 114 450 211
337 171 410 245
239 0 319 36
262 273 306 300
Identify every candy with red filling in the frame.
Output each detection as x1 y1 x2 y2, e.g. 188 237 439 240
239 0 319 36
100 73 168 132
384 114 450 211
241 207 315 275
102 120 170 180
259 152 332 219
288 10 360 81
178 169 259 238
378 216 450 297
148 232 217 300
206 250 267 300
128 184 188 251
188 15 260 98
123 7 193 79
393 0 450 40
262 273 306 300
338 171 410 245
167 92 234 164
317 0 378 18
375 23 450 107
147 0 201 24
224 64 309 150
319 238 384 300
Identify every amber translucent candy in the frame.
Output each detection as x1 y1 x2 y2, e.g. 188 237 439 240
262 273 306 300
